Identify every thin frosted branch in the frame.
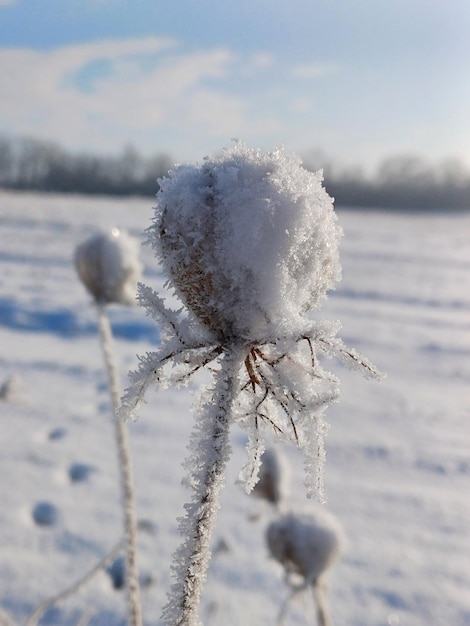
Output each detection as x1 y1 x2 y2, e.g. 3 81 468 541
97 306 142 626
138 283 215 348
237 416 265 494
118 348 171 421
118 339 221 422
137 283 185 340
317 335 385 380
23 540 123 626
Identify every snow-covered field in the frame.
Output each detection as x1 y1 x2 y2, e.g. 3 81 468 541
0 189 469 626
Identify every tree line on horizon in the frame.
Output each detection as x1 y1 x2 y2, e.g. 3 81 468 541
1 134 469 210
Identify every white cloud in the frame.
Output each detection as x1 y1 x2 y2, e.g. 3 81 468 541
292 63 338 79
0 37 279 157
0 0 17 5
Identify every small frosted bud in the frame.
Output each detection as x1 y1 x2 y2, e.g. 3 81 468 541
149 143 341 341
75 228 142 305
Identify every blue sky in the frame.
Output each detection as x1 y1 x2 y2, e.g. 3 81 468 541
1 0 469 172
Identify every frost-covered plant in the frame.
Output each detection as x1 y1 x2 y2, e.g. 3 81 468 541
119 143 382 626
251 447 289 510
75 228 141 306
266 509 344 626
75 228 143 626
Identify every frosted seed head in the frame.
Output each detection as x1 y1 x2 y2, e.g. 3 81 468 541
266 509 344 582
149 143 342 342
75 228 142 305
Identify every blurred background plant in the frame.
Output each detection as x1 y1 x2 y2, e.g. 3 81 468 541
75 228 143 626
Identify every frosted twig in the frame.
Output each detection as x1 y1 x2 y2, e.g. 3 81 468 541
97 306 143 626
23 540 123 626
317 335 385 380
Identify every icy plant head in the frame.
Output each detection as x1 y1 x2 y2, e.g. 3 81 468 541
74 228 142 306
150 143 341 341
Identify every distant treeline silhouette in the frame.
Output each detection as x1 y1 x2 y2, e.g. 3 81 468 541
0 135 172 197
1 135 469 210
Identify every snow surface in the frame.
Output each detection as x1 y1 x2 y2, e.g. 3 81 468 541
0 189 469 626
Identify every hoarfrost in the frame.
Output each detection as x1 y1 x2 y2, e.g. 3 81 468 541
148 143 341 341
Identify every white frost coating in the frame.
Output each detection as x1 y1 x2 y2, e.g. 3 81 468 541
74 228 142 306
148 143 342 341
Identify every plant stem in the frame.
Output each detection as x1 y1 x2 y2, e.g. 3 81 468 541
163 347 246 626
313 581 332 626
97 305 143 626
